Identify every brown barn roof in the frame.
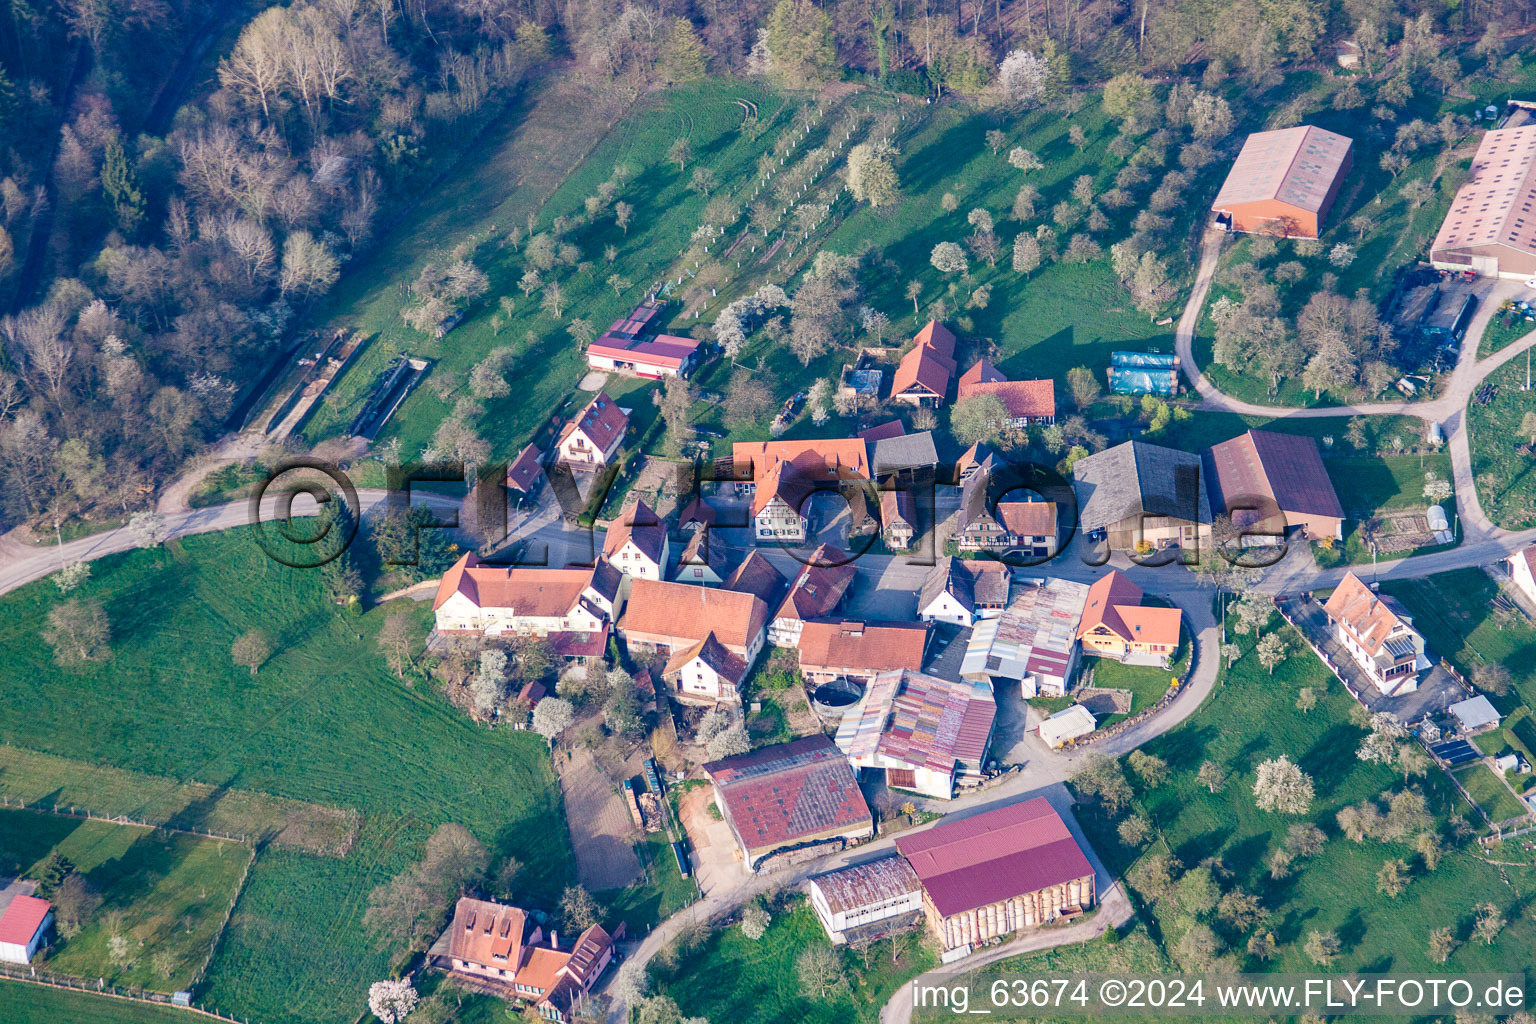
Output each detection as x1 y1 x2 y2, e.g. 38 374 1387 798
703 735 872 855
995 501 1057 538
797 620 929 673
1212 125 1353 214
447 898 528 968
895 797 1094 918
775 546 855 622
723 550 788 605
1203 429 1343 525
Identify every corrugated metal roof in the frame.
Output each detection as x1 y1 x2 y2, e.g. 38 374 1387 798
1212 125 1353 214
895 798 1094 918
1433 125 1536 254
836 669 996 773
809 855 921 914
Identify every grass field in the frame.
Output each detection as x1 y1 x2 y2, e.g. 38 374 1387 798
656 899 935 1024
1085 627 1190 728
1069 619 1536 981
1468 356 1536 529
1451 764 1529 824
0 981 195 1024
1478 310 1536 358
0 809 248 991
601 831 700 935
0 530 572 1024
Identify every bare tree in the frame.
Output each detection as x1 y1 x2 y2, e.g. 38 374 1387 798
231 629 273 675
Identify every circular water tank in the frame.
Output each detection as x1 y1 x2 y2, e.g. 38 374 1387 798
811 679 863 720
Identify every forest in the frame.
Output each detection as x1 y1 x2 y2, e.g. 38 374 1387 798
1 0 1533 531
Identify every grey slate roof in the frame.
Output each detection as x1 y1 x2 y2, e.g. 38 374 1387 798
1073 441 1211 531
919 557 1008 615
871 430 939 475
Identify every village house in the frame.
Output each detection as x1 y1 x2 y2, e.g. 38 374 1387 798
880 487 917 549
703 735 874 872
889 321 958 407
728 439 871 543
1077 570 1183 666
677 496 717 532
1505 545 1536 607
767 546 855 647
797 621 930 686
954 441 997 486
556 391 628 469
432 554 621 659
602 497 669 580
434 897 618 1020
506 443 546 502
1203 429 1345 544
895 798 1096 953
956 359 1056 427
807 855 925 945
836 669 997 800
1074 441 1212 555
0 887 51 965
961 578 1089 697
1322 572 1429 696
954 470 1058 555
1038 704 1097 749
663 632 750 705
673 529 730 586
619 578 769 665
1211 125 1353 238
583 299 704 378
918 557 1009 627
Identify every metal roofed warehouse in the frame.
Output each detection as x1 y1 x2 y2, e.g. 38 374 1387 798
1211 125 1354 239
1430 124 1536 278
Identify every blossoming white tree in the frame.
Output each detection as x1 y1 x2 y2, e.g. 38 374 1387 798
367 979 418 1023
998 50 1048 106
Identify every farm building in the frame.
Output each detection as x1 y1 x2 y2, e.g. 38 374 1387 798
1077 570 1183 665
721 551 788 609
955 476 1058 555
890 321 958 406
585 299 704 378
797 620 930 685
1203 429 1345 543
918 557 1010 627
0 888 51 965
702 735 874 871
961 578 1089 697
894 798 1096 952
869 430 940 476
956 359 1056 426
1210 125 1353 238
727 438 871 543
1038 704 1097 748
835 669 997 800
1108 351 1180 396
880 486 918 549
433 897 619 1020
1074 441 1212 554
807 855 924 945
1322 572 1428 696
1430 125 1536 278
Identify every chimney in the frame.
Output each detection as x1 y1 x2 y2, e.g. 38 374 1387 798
550 929 559 950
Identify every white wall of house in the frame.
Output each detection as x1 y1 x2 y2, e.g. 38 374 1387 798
610 537 668 580
808 880 923 944
1333 623 1423 695
673 656 735 702
1510 554 1536 606
557 428 620 468
0 912 50 965
755 498 807 542
768 616 806 648
433 595 605 637
919 592 974 627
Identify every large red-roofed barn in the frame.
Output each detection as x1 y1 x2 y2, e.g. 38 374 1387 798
703 735 873 871
1211 125 1353 239
895 797 1094 951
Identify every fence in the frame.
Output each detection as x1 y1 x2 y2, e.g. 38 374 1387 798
0 796 252 846
0 962 261 1024
189 844 260 992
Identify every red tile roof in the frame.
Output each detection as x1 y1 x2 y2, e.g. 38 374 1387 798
1324 572 1412 657
1077 570 1180 648
621 578 768 653
891 321 958 399
678 497 717 529
895 798 1094 918
797 621 929 674
664 631 749 685
776 546 855 622
561 391 628 452
995 501 1056 538
723 551 788 605
0 894 49 946
957 377 1056 421
603 497 667 564
433 552 596 617
858 420 907 443
447 898 528 968
507 443 545 493
958 358 1007 389
703 735 872 854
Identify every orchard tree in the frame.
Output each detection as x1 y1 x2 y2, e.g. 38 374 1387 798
44 598 111 665
1012 233 1041 277
231 629 272 676
368 979 419 1024
846 140 900 209
1256 632 1288 674
1252 755 1314 815
930 241 968 278
531 696 575 743
997 49 1048 106
1196 760 1227 794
